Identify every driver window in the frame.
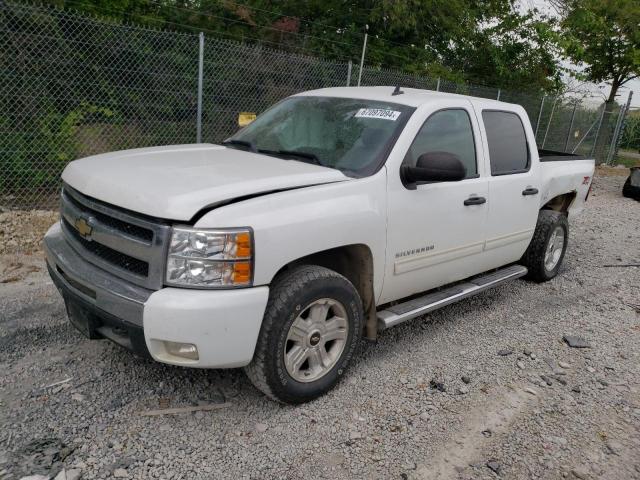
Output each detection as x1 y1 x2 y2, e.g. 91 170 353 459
404 109 477 178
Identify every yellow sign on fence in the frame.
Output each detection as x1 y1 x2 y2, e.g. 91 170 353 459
238 112 256 127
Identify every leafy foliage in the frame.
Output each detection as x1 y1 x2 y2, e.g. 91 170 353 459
47 0 562 93
620 113 640 151
562 0 640 102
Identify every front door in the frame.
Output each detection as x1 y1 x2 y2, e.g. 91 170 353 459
381 102 490 304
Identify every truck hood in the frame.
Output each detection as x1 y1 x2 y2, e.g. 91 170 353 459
62 144 349 220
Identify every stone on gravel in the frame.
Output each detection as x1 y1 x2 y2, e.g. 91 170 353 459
55 469 82 480
558 361 571 369
255 423 268 433
113 468 128 478
571 467 590 479
429 380 446 392
497 349 513 356
486 460 501 474
563 336 591 349
524 387 538 396
461 375 471 384
549 374 568 386
605 441 622 455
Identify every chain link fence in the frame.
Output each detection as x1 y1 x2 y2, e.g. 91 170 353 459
0 1 631 210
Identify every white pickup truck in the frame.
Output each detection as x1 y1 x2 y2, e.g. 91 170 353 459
44 87 595 403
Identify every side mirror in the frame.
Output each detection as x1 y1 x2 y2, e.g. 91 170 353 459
401 151 466 189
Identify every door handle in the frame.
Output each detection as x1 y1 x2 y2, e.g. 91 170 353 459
464 196 486 206
522 187 539 196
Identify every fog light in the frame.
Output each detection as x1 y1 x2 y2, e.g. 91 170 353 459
164 341 199 360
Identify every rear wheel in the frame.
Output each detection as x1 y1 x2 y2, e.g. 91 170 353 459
521 210 569 282
244 265 363 404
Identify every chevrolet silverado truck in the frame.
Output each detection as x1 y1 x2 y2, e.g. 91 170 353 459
44 87 595 403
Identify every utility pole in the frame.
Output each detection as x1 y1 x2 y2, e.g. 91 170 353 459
534 96 545 138
564 102 578 152
196 32 204 143
541 97 558 149
606 90 633 165
590 102 607 158
357 25 368 87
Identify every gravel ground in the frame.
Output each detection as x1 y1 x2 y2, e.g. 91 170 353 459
1 173 639 480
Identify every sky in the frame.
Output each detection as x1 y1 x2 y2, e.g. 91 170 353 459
519 0 639 109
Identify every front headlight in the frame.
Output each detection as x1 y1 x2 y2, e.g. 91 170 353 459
165 227 253 288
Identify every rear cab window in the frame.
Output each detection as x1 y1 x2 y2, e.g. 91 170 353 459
481 110 529 175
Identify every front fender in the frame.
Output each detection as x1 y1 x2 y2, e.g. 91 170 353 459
194 171 387 300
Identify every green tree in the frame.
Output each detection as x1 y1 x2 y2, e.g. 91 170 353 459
562 0 640 104
561 0 639 160
49 0 561 93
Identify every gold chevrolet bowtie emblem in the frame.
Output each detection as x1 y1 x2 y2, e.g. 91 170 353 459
74 217 93 238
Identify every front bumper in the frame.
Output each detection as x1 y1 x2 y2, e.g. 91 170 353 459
44 222 269 368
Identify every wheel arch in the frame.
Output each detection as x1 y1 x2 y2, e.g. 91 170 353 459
271 244 377 340
541 191 577 215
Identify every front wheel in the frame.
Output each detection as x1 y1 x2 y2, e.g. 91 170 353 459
521 210 569 282
244 265 363 404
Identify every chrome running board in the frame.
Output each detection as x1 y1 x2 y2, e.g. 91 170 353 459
377 264 528 330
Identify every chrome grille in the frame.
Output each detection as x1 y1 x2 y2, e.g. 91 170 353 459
63 191 154 242
62 217 150 277
60 185 170 290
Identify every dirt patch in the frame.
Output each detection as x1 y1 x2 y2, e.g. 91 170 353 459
412 385 538 479
0 255 47 285
595 165 630 177
0 210 58 255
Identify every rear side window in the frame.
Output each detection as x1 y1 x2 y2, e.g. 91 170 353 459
482 111 529 175
404 109 477 178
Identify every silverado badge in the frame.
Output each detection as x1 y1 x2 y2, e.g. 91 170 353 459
74 217 93 239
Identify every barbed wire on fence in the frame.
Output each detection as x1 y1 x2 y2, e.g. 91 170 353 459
0 1 631 210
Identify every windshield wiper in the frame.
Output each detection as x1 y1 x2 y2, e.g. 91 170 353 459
222 139 257 153
258 148 323 166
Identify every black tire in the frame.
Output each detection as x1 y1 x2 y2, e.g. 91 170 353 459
622 178 640 200
244 265 363 404
521 210 569 282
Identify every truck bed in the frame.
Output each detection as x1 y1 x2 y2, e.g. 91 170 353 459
538 149 588 162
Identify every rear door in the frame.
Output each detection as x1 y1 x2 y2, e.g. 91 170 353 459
478 109 541 267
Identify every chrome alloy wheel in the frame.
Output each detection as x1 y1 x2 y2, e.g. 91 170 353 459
544 225 565 271
284 298 349 383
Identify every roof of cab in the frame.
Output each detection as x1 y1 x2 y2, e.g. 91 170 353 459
295 86 514 109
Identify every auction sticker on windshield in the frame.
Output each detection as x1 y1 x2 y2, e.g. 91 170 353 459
355 108 401 121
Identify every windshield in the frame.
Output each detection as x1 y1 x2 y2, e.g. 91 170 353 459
226 96 414 176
